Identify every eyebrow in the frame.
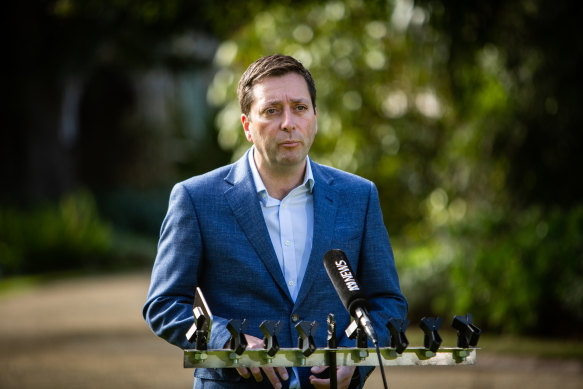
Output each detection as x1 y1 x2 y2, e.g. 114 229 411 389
261 97 310 107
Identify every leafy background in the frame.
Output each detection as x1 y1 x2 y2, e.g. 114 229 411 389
2 0 582 338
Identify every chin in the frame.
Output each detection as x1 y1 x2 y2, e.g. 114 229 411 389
277 155 305 167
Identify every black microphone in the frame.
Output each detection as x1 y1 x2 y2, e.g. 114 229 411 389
323 249 378 345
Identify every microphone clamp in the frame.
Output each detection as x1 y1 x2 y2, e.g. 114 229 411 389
355 307 378 345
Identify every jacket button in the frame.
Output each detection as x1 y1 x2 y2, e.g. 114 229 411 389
291 314 299 322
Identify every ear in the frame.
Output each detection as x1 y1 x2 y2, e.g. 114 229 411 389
241 114 253 142
314 107 318 135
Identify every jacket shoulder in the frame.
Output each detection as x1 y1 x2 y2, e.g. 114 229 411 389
312 161 373 190
176 164 233 192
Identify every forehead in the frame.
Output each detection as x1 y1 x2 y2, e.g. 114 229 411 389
251 73 311 106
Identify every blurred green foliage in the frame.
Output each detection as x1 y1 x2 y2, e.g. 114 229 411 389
412 205 583 335
445 205 583 333
0 191 113 276
207 0 583 335
208 0 451 230
3 0 581 337
0 190 162 277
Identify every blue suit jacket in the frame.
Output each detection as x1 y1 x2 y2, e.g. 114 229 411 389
143 149 407 388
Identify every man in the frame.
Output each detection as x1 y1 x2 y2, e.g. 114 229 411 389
143 54 407 389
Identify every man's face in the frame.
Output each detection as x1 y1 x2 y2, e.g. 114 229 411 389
242 72 317 175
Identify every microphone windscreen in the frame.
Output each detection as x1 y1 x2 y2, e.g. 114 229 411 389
323 249 369 317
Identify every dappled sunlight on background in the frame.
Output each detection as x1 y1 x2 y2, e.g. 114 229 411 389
2 0 582 386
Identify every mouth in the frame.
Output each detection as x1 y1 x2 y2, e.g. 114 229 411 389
280 140 301 147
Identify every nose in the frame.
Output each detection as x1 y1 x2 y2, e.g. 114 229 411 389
281 107 296 131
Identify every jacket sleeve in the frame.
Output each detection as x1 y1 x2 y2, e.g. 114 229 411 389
142 183 231 350
339 182 408 388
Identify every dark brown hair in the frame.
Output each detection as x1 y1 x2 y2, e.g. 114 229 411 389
237 54 317 115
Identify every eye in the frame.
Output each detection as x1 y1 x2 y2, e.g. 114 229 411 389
296 105 308 111
265 107 278 115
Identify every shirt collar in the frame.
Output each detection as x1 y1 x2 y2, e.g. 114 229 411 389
248 146 315 204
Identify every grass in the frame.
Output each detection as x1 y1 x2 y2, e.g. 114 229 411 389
477 333 583 360
0 271 83 296
1 272 582 361
405 327 583 361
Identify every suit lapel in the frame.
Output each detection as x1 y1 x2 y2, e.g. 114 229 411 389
295 161 337 308
223 151 292 301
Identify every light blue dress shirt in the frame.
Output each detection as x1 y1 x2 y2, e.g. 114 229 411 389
248 148 314 389
248 147 315 302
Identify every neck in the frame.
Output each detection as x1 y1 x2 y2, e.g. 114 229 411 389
256 160 307 200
